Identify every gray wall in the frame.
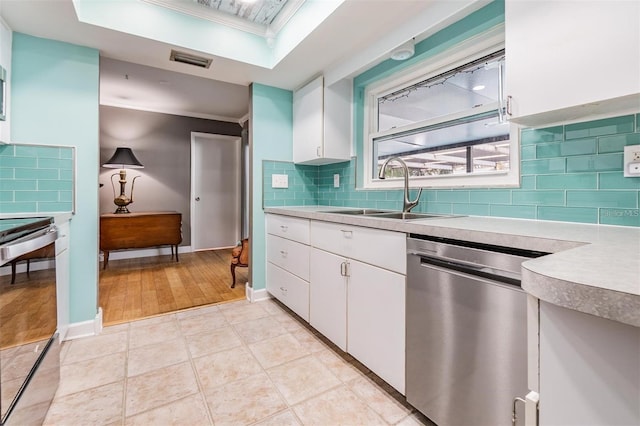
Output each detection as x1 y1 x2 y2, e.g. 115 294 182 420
99 105 242 246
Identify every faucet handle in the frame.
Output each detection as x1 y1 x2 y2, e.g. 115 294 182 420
405 187 423 212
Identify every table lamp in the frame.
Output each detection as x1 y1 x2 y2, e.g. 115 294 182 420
102 147 144 214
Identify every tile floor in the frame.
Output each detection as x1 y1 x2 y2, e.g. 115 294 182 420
43 298 434 425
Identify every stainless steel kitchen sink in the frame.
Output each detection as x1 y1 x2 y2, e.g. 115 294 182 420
367 212 456 220
322 209 458 220
322 209 389 215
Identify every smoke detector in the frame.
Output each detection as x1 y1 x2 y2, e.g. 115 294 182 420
391 38 415 61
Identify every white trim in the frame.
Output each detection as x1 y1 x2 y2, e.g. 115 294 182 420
246 284 271 303
238 112 250 125
361 26 521 189
63 308 103 341
99 100 245 124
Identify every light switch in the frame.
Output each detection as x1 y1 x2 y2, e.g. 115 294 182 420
334 174 340 188
272 174 289 188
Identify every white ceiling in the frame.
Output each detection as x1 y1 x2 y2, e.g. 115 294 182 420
0 0 485 122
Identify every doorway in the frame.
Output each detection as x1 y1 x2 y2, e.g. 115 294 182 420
190 132 242 250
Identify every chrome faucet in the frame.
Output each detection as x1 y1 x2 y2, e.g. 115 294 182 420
378 156 423 213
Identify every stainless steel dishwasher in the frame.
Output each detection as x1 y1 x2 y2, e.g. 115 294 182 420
406 234 547 426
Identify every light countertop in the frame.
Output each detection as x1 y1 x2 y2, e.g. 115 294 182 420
264 206 640 328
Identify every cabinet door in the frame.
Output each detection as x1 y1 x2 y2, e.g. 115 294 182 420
293 76 324 164
309 247 347 351
266 262 309 322
505 0 640 125
0 19 11 142
347 259 405 394
539 301 640 425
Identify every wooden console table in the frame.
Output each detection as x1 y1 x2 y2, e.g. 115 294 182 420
100 211 182 269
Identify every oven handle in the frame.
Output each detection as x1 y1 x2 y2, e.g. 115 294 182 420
0 227 58 265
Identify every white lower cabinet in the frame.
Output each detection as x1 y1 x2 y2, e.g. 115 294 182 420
265 214 311 321
309 220 406 394
538 301 640 426
309 248 348 350
347 259 405 394
267 214 407 394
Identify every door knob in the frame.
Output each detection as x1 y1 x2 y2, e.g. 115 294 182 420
195 197 200 201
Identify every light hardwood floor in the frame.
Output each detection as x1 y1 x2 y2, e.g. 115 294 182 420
99 249 247 325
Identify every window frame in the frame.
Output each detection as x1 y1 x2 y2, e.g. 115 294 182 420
362 26 520 190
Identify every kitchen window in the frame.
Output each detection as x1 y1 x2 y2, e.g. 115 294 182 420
363 36 519 189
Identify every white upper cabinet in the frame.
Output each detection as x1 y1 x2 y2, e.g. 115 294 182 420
293 76 351 165
505 0 640 126
0 17 11 143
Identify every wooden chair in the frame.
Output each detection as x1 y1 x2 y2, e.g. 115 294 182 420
9 242 56 284
230 238 249 288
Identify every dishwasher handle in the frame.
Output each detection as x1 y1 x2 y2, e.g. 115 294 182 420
415 253 522 287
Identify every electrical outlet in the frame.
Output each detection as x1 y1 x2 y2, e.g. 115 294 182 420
271 174 289 188
623 145 640 177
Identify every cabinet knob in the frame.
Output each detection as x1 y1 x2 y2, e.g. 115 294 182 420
316 146 321 157
280 250 288 257
195 197 200 201
280 225 288 232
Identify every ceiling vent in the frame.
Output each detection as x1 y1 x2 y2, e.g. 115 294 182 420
169 50 213 69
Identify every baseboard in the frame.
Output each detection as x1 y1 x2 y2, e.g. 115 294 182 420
245 283 271 303
0 258 55 277
99 246 193 262
64 308 103 341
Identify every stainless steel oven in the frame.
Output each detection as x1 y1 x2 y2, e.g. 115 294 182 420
0 217 60 425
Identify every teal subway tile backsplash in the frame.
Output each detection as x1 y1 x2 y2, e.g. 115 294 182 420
565 115 635 140
599 208 640 227
599 172 640 190
536 173 597 190
521 158 566 175
536 138 597 158
598 133 640 153
489 204 536 219
566 153 622 172
537 206 598 224
0 144 75 213
566 191 637 208
521 126 563 145
262 112 640 227
512 190 565 206
469 190 511 204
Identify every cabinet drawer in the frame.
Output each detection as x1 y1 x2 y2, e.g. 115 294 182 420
266 214 310 244
267 234 310 281
266 262 309 321
310 221 406 274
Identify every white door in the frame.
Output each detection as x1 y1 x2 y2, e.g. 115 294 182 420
191 133 241 250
